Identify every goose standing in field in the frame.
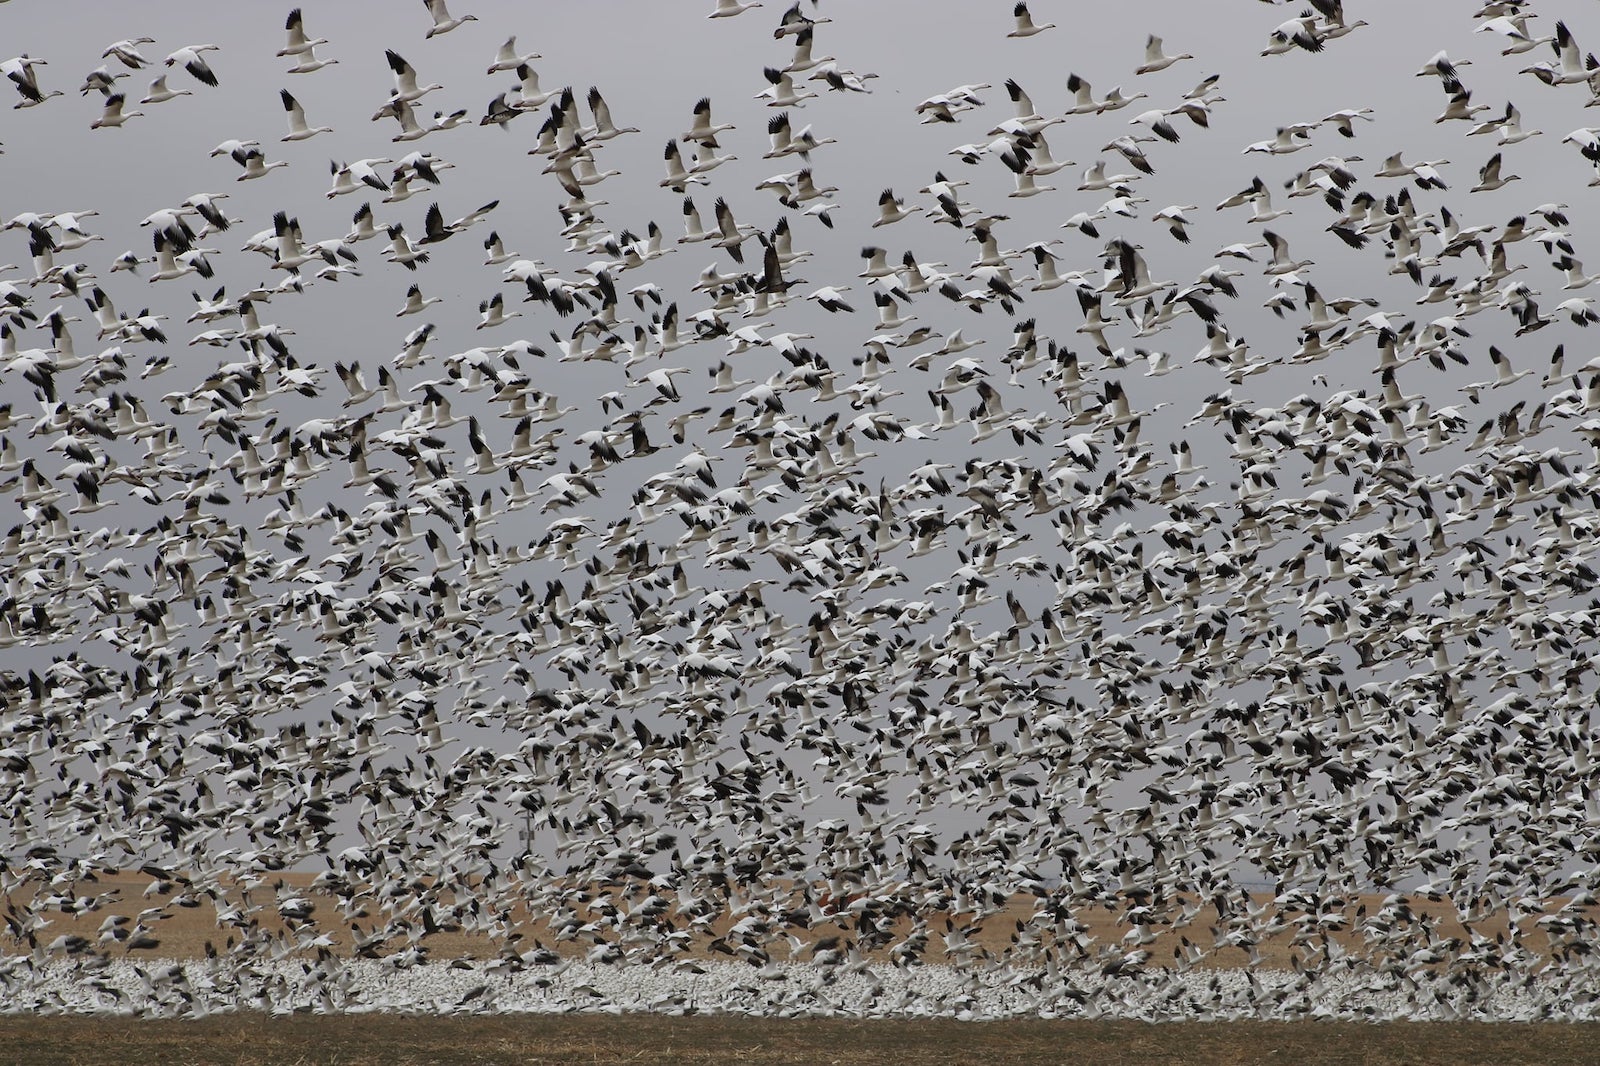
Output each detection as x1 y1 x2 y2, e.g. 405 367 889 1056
279 89 332 141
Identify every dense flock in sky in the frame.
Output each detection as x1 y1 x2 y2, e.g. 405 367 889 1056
4 0 1600 1018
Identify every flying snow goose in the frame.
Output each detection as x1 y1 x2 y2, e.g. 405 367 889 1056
2 55 48 105
138 75 190 105
1136 35 1193 75
424 0 478 38
102 38 154 69
1007 2 1054 37
89 91 142 129
386 49 442 102
164 44 220 87
280 89 331 140
487 36 539 74
278 9 327 57
708 0 763 17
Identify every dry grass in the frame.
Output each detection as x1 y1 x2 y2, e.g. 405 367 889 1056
0 1015 1596 1066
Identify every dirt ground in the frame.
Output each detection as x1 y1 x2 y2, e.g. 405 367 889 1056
1 1014 1597 1066
4 869 1574 973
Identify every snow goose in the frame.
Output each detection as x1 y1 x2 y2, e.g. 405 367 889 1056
757 66 815 107
1243 125 1313 155
386 49 442 102
79 66 127 97
424 0 477 38
775 1 830 38
708 0 763 17
286 44 338 75
1264 14 1322 55
691 139 737 174
487 36 539 74
807 285 854 312
1521 21 1590 85
1009 170 1054 197
1 55 48 105
164 44 220 87
1416 50 1470 87
1475 13 1552 56
280 89 331 140
89 92 142 129
1374 152 1450 189
102 38 154 69
278 10 327 57
713 197 756 261
811 62 878 93
1136 35 1193 75
783 26 833 73
1152 204 1197 242
396 283 440 317
660 140 706 192
476 292 522 329
684 96 734 143
1007 2 1054 37
1470 152 1519 193
385 96 431 141
585 87 637 140
873 189 913 227
1321 107 1374 138
1435 88 1490 127
384 224 430 269
138 75 190 104
1130 108 1182 143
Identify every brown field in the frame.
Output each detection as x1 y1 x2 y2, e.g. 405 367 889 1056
5 870 1578 973
1 1015 1598 1066
6 873 1597 1064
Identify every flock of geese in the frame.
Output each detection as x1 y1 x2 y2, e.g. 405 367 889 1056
5 0 1600 1016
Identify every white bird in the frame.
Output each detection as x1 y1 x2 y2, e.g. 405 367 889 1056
424 0 478 38
278 9 328 57
708 0 763 17
1136 35 1193 74
476 292 522 329
138 75 190 105
286 44 339 75
487 36 540 74
102 38 155 69
386 50 442 103
164 44 220 88
396 283 441 317
89 91 142 129
279 89 331 141
1008 1 1054 37
1 55 49 105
